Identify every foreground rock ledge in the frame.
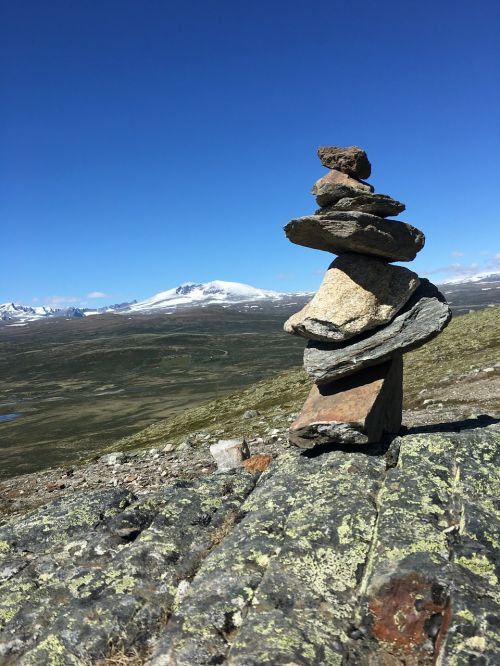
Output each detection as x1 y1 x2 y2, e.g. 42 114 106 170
0 422 498 665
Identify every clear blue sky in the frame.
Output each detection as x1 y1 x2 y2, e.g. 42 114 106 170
2 0 499 307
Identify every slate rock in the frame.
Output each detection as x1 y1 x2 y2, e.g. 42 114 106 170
289 356 403 448
304 279 451 384
311 169 374 207
150 424 500 666
284 211 425 262
317 145 372 179
1 423 499 665
0 474 257 664
284 254 420 342
316 192 405 217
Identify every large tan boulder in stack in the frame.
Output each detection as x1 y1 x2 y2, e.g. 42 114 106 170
284 146 451 449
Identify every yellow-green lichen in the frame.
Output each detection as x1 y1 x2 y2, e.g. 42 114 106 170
0 540 11 554
21 634 68 666
68 573 94 598
456 553 498 586
456 608 475 623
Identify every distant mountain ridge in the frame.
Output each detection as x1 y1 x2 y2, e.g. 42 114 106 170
0 303 85 322
0 281 304 323
2 273 500 323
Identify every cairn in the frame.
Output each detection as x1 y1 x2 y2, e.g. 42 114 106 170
285 146 451 448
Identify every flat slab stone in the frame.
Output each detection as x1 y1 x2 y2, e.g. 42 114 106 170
311 169 373 207
317 145 372 179
304 279 451 384
284 211 425 262
315 192 405 217
284 254 419 342
289 356 403 448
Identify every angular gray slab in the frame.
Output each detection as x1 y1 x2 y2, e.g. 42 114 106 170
304 280 451 384
284 211 425 262
315 192 405 217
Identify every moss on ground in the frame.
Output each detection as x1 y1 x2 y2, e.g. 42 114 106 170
402 305 500 407
105 307 500 455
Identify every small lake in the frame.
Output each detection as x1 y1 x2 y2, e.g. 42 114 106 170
0 413 20 422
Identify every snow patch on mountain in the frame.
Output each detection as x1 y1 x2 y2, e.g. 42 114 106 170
440 271 500 285
127 281 285 312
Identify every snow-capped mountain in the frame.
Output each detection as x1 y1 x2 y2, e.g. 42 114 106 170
4 273 498 326
0 282 305 324
0 303 85 323
439 271 500 285
127 281 286 313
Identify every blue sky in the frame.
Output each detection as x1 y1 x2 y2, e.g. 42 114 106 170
2 0 499 307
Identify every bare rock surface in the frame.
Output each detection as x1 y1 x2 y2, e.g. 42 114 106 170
289 356 402 448
284 254 419 342
305 279 452 384
284 211 425 262
1 420 498 665
315 192 405 217
311 169 373 207
317 145 372 179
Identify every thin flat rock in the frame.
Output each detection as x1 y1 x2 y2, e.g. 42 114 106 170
304 279 451 384
284 211 425 262
315 192 405 218
311 169 373 207
289 356 403 449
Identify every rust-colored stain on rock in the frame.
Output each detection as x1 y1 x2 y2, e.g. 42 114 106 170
243 454 273 473
369 573 450 661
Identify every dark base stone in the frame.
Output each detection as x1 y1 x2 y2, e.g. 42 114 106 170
289 355 402 449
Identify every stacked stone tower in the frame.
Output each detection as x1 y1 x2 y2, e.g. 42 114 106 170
285 146 451 448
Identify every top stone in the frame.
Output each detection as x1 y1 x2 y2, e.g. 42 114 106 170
317 146 371 180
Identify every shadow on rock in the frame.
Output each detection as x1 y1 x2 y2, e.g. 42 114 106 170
300 433 399 459
406 413 499 435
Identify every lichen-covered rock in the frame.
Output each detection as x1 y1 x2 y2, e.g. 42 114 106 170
284 254 419 342
347 425 500 665
1 423 499 665
284 211 425 262
149 441 388 665
305 279 452 384
0 475 257 663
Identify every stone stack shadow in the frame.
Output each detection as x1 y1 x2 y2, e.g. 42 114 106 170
285 146 452 449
